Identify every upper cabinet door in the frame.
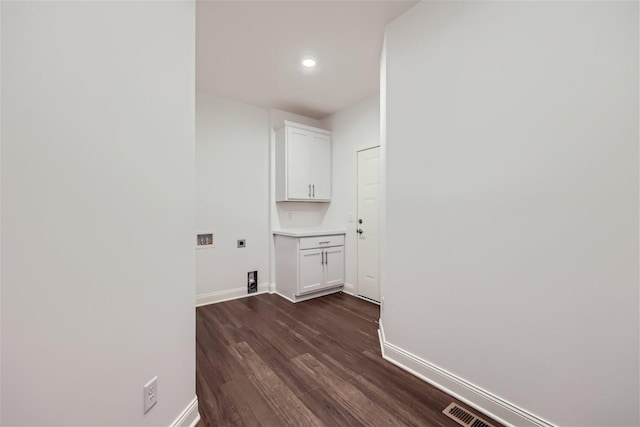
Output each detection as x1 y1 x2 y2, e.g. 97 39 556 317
286 127 311 200
309 133 331 201
275 121 332 202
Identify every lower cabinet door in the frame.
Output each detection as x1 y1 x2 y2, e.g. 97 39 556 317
323 246 345 287
298 248 324 294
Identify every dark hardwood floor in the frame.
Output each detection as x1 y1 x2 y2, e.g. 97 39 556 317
196 292 500 427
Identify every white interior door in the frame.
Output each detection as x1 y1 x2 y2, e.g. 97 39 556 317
357 146 380 302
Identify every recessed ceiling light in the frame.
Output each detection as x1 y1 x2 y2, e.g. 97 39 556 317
302 58 317 68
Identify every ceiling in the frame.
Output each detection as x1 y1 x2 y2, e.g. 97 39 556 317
196 1 417 119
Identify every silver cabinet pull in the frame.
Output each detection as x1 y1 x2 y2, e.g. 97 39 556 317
312 184 315 198
320 250 325 264
325 251 328 265
308 184 311 197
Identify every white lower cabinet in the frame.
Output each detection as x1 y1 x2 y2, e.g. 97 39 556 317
299 249 324 294
323 246 345 287
299 246 345 294
274 231 345 303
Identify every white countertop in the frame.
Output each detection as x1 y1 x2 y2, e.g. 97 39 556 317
272 228 347 237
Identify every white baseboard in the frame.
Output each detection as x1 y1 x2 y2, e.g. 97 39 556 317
274 290 296 303
378 320 554 427
196 283 270 307
273 287 343 304
269 282 276 293
343 282 355 295
342 283 381 305
171 396 200 427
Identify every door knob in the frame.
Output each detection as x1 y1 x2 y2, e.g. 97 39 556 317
357 229 363 234
358 219 363 224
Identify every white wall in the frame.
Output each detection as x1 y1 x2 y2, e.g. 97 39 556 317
194 97 337 296
1 2 197 425
320 95 380 290
196 93 270 300
0 1 4 423
379 34 387 320
382 2 639 426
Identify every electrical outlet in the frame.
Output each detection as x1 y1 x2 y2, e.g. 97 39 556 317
143 376 158 414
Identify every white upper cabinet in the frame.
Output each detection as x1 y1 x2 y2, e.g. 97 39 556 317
275 121 331 202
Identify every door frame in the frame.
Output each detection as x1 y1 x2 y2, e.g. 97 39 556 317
355 144 381 304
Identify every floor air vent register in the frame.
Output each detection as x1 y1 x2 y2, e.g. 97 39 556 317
443 403 495 427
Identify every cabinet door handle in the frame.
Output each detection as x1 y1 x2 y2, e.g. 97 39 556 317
325 250 328 265
312 184 315 198
321 250 325 264
308 184 311 197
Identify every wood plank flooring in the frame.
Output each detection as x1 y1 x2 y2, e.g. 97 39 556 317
196 292 501 427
